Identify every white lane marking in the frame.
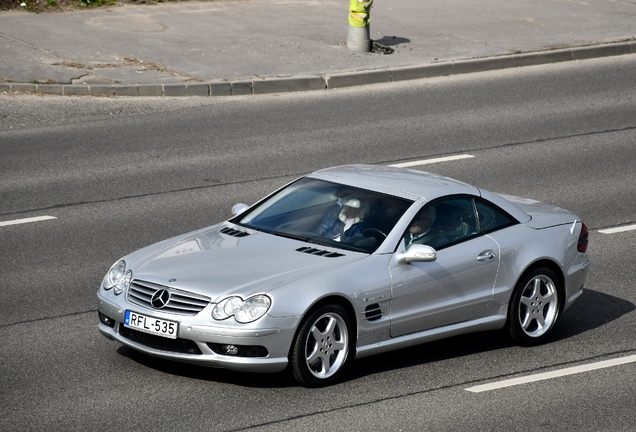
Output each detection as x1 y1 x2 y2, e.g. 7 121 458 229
466 354 636 393
389 154 475 168
598 224 636 234
0 216 57 227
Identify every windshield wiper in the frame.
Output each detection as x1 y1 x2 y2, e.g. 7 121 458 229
273 231 312 242
273 231 336 247
273 231 370 253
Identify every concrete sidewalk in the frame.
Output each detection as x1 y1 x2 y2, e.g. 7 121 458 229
0 0 634 96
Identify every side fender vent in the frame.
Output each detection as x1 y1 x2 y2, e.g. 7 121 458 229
221 227 250 237
296 247 345 258
365 304 382 321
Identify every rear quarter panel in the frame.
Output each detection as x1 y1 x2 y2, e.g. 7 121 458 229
485 223 581 306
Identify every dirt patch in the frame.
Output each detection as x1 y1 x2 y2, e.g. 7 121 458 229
371 42 395 55
1 0 182 13
0 0 239 13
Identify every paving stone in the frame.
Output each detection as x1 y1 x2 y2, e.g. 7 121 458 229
186 83 210 96
231 81 252 95
325 70 391 89
37 84 64 95
391 63 454 82
513 49 573 67
252 76 325 94
572 43 631 60
10 83 37 93
64 85 90 96
210 81 231 97
163 84 186 96
138 85 163 97
114 85 140 97
452 57 515 75
89 85 116 96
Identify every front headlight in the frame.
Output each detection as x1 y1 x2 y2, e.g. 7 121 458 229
212 295 271 323
102 260 132 295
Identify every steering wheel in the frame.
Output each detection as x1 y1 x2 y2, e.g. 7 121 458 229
362 228 387 239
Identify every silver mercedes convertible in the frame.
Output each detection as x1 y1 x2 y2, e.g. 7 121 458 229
97 164 590 387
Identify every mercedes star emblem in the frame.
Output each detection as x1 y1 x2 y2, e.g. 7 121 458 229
150 289 171 309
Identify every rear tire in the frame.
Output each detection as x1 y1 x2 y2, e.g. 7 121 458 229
290 304 353 387
508 267 561 346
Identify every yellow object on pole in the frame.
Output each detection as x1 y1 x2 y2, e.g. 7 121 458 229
349 0 373 28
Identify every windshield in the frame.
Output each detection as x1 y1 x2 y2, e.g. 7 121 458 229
234 177 413 253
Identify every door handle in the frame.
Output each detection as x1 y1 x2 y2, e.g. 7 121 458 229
476 250 496 262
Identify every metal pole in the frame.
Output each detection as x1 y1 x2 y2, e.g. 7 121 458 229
347 0 372 52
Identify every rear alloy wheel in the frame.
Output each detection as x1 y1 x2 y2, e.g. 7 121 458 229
291 304 353 387
508 267 561 346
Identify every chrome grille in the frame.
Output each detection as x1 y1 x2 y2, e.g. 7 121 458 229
127 280 210 315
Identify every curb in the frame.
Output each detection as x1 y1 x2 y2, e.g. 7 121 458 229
1 41 634 97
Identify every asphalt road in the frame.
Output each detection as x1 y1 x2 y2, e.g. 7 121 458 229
1 55 635 431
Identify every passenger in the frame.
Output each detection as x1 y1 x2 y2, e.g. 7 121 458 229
315 198 368 242
405 207 442 248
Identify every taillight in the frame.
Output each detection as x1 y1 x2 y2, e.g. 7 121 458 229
577 222 589 253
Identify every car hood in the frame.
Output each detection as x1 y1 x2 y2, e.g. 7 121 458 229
498 194 579 228
127 224 364 302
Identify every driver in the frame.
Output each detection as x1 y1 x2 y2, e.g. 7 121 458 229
315 198 368 242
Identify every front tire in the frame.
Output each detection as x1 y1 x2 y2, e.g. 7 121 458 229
508 267 561 346
290 304 353 387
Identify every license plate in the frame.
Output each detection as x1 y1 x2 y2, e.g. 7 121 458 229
124 310 178 339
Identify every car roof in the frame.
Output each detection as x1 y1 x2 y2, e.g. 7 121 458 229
309 164 481 202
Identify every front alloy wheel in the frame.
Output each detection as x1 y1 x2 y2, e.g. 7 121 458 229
509 267 561 346
291 304 352 387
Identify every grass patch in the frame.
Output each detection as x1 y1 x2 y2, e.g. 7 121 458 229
76 0 117 6
0 0 163 13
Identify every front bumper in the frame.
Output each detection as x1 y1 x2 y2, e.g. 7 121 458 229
97 291 299 373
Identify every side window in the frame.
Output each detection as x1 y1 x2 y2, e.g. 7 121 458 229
405 197 478 250
475 200 516 233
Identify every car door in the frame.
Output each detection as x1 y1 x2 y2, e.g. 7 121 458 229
389 197 500 337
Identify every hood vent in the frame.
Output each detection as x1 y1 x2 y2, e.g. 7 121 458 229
296 246 345 258
365 304 382 321
221 227 250 237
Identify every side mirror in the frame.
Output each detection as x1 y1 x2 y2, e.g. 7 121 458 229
399 244 437 263
231 203 249 216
